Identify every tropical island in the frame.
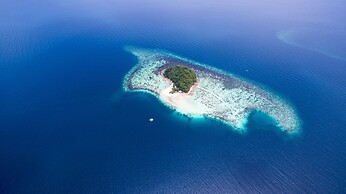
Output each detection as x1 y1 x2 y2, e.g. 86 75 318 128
163 65 197 93
123 46 301 133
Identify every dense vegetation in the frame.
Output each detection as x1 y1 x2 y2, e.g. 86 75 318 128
163 65 197 93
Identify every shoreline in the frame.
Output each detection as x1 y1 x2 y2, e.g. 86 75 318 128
159 69 202 115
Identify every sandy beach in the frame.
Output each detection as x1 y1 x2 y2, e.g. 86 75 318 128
159 82 206 115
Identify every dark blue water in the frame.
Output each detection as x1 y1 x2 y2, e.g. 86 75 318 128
1 0 346 193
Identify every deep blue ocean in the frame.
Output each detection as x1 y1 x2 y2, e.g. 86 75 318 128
1 0 346 193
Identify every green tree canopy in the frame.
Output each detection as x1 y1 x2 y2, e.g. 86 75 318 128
163 65 197 93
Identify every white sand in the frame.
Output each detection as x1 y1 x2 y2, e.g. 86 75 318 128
159 83 206 115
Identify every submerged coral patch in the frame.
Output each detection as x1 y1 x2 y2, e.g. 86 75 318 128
123 46 301 133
